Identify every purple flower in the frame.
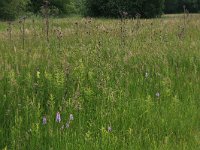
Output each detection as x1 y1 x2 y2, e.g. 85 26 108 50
69 114 74 121
56 112 61 123
43 116 47 125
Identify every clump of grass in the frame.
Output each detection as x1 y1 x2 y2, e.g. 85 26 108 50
119 11 128 46
32 18 36 37
41 0 50 43
7 21 12 42
55 27 63 50
178 5 190 40
19 16 26 49
135 13 141 31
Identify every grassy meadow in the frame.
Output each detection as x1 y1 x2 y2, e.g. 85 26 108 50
0 14 200 149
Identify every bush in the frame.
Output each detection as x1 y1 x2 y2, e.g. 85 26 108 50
85 0 164 18
0 0 29 20
29 0 76 16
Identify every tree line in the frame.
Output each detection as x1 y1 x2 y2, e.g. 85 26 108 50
164 0 200 13
0 0 200 20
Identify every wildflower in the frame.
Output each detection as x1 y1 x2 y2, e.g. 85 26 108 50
69 114 74 121
108 126 112 132
43 116 47 125
145 72 148 78
61 125 64 130
56 112 61 123
156 92 160 98
66 122 70 128
122 11 128 17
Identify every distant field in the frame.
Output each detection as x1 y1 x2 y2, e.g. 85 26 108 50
0 14 200 149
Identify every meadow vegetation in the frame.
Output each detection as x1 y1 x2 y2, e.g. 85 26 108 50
0 14 200 149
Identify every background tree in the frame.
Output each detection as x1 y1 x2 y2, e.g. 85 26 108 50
198 0 200 10
74 0 86 15
1 0 200 20
85 0 165 18
0 0 29 20
28 0 77 15
164 0 200 13
164 0 178 14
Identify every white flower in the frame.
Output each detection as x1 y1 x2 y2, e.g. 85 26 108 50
69 114 74 121
66 122 70 128
156 92 160 97
145 72 148 78
43 116 47 125
108 126 112 132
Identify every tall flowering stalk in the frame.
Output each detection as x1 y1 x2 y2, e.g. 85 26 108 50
108 126 112 132
56 112 61 123
43 116 47 125
69 114 74 121
65 114 74 128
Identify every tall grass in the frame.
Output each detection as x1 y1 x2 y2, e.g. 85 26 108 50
0 14 200 149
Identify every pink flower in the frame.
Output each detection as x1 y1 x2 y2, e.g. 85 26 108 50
56 112 61 123
43 116 47 125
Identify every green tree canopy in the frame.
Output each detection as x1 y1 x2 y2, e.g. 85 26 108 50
0 0 29 20
28 0 76 15
85 0 165 18
164 0 200 13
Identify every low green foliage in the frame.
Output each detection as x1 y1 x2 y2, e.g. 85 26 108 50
0 15 200 149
